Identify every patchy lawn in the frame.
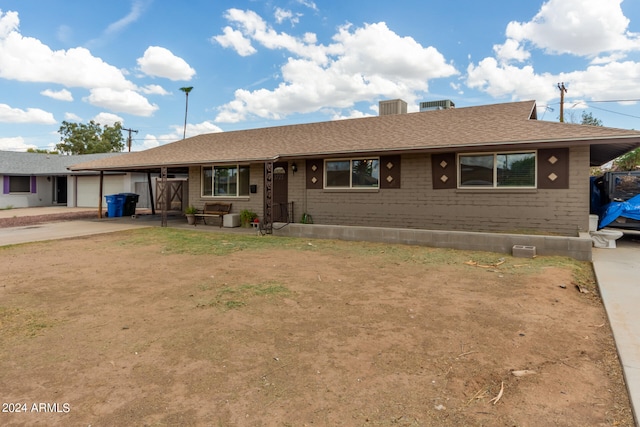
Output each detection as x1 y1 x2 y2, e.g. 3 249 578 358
0 228 633 426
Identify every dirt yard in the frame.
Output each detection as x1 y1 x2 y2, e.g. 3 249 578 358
0 226 633 426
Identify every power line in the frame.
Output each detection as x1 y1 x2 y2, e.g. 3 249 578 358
583 99 640 104
585 104 640 120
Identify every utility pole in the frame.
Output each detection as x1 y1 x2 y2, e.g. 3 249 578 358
557 82 567 122
122 127 138 152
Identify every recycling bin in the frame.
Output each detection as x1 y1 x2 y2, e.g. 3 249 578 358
105 194 125 217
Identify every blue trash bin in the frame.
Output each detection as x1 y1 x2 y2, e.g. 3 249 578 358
105 194 125 217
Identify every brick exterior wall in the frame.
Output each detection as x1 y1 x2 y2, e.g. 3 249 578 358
187 164 265 218
187 146 590 236
289 146 590 236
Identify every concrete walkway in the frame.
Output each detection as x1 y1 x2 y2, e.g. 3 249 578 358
592 233 640 426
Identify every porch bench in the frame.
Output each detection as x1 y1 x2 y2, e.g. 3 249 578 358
193 202 232 227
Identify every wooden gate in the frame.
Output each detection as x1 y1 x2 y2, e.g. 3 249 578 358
156 179 184 211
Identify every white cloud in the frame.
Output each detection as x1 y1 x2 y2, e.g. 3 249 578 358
139 134 161 150
330 109 374 121
0 136 35 151
275 8 301 26
104 0 147 36
275 8 291 24
92 112 124 126
137 46 196 81
466 58 557 102
64 112 82 121
0 12 135 90
213 26 257 56
214 9 328 63
86 0 150 48
465 0 640 110
0 10 18 37
493 39 531 64
168 121 223 139
139 121 223 150
505 0 640 58
590 53 628 65
85 88 158 116
213 11 457 123
0 103 56 124
41 88 73 101
140 84 169 95
295 0 318 11
0 11 166 119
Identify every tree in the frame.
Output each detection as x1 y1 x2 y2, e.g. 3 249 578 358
613 148 640 171
26 148 59 154
566 111 604 126
580 111 603 127
56 121 125 155
179 86 193 139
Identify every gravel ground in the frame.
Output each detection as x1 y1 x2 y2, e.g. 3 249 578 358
0 211 99 228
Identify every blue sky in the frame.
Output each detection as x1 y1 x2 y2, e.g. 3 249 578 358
1 0 640 152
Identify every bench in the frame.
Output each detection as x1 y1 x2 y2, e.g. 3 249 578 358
193 202 232 227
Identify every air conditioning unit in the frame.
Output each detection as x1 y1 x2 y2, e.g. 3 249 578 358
379 99 408 116
420 100 455 112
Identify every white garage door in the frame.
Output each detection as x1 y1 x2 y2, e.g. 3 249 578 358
76 175 125 207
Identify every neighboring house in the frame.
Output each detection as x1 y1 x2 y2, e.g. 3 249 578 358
0 151 151 209
70 100 640 237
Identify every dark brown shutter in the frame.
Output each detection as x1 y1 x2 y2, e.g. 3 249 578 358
306 159 324 189
537 148 569 189
432 153 456 189
379 155 401 189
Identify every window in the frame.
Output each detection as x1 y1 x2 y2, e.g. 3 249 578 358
202 165 250 197
9 176 31 193
459 152 536 188
325 158 379 189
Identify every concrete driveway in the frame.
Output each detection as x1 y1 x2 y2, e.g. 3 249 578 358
0 218 151 246
592 233 640 426
0 206 157 246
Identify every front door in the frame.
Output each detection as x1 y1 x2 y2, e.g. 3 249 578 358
56 176 67 204
272 162 289 222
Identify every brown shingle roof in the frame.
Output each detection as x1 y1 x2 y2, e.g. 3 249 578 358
69 100 640 171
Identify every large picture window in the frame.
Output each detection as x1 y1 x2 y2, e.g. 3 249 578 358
202 165 250 197
459 152 536 188
325 158 379 189
9 176 31 193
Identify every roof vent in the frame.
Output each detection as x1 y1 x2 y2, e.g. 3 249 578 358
420 100 455 112
379 99 407 116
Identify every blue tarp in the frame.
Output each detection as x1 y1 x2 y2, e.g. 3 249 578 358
599 194 640 228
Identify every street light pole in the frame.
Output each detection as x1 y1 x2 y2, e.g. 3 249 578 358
179 86 193 139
